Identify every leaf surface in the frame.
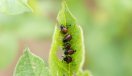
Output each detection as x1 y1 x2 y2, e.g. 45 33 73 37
49 1 85 76
14 48 49 76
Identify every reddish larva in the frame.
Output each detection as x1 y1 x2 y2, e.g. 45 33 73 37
63 56 72 63
64 43 71 50
64 49 76 55
63 34 72 42
60 25 68 34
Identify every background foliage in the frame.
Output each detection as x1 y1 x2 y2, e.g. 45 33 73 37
0 0 132 76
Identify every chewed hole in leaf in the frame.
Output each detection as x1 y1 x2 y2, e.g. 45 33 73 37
56 47 64 60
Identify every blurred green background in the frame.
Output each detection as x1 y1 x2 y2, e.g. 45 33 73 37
0 0 132 76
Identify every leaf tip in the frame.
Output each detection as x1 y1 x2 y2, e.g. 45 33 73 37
57 1 76 26
23 47 31 54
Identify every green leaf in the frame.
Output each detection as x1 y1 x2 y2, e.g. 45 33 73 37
49 1 85 76
57 1 76 26
0 0 32 15
14 48 50 76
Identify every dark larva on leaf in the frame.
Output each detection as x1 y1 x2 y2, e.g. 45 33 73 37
60 25 68 34
64 49 76 55
64 43 71 50
63 56 72 63
63 34 72 42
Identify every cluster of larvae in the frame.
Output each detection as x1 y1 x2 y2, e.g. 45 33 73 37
60 25 76 64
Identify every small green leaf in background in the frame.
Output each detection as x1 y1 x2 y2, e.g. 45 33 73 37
0 0 32 15
49 1 90 76
14 48 50 76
